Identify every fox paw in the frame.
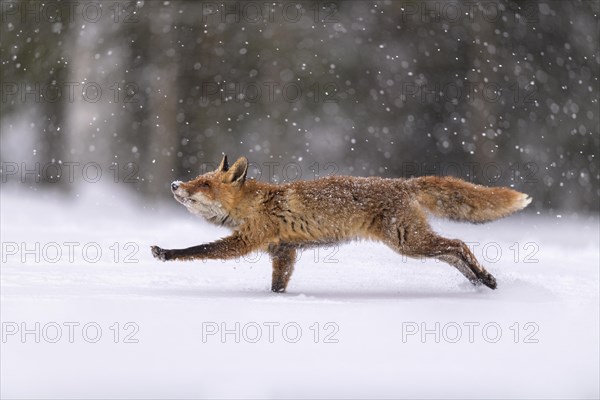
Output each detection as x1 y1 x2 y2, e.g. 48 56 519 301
151 246 169 261
481 273 497 290
468 271 497 290
271 285 287 293
477 272 497 290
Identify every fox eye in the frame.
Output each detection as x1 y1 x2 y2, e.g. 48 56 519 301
199 182 210 189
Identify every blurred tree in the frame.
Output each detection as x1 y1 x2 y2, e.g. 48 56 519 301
1 0 598 212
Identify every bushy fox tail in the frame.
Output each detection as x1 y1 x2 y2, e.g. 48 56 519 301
412 176 531 223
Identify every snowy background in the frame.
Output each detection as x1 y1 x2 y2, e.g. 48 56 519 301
1 1 599 398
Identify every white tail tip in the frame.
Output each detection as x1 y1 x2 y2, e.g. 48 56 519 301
518 194 532 209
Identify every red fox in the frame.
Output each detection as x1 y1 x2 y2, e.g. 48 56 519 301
152 155 531 292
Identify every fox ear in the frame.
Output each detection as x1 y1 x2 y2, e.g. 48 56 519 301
217 154 229 172
223 157 248 185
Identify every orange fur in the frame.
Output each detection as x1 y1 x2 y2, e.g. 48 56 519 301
413 176 532 223
152 155 531 292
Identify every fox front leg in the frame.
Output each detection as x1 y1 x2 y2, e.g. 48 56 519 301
151 233 256 262
150 246 175 261
268 244 297 293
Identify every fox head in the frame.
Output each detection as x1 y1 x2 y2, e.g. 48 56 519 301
171 155 248 227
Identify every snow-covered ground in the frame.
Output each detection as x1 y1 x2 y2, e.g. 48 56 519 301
1 185 598 399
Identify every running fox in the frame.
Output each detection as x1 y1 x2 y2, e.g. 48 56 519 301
151 155 531 292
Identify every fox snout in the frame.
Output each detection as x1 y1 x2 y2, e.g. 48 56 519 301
171 180 188 198
171 180 192 205
171 180 182 192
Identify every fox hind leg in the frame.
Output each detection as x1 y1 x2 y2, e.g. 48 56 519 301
383 212 497 289
444 238 497 289
410 234 497 289
268 244 297 293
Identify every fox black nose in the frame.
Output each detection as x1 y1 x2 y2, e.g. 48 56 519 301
171 182 179 191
